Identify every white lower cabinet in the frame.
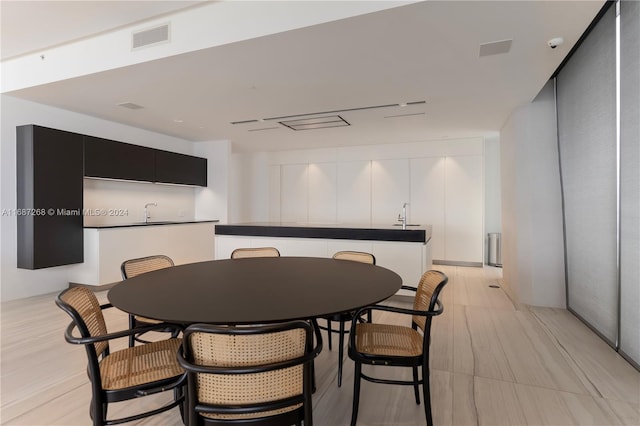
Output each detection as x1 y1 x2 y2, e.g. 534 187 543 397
215 235 431 296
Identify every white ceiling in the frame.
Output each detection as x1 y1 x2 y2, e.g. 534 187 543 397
1 1 604 152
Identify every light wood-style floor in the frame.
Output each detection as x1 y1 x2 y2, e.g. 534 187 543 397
2 266 639 425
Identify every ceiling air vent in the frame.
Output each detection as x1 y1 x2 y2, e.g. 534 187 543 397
132 23 170 50
479 39 512 57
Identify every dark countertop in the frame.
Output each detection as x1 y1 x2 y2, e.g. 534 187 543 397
215 222 431 243
85 219 219 229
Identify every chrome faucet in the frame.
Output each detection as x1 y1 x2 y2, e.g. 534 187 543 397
144 202 157 223
397 202 409 229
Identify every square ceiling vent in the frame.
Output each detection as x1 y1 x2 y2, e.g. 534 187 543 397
279 115 350 131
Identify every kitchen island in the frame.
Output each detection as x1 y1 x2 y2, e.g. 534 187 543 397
215 222 432 295
70 220 218 287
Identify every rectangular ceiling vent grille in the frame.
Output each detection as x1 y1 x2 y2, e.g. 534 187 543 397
132 23 170 50
479 39 512 57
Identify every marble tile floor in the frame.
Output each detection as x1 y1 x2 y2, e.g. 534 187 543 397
1 265 638 425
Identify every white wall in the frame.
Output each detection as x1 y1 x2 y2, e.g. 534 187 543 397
500 81 566 308
0 95 222 301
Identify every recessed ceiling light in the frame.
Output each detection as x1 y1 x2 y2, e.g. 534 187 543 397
384 112 426 119
173 119 184 123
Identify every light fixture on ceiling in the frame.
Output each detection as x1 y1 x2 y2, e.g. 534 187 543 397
384 112 426 119
118 102 144 110
280 115 350 131
230 100 426 125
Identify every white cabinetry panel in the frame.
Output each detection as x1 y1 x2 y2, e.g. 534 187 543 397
410 157 446 260
281 164 308 223
445 156 484 263
371 159 410 225
308 163 337 223
337 161 371 224
268 165 281 222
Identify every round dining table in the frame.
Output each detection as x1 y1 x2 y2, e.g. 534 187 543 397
108 256 402 325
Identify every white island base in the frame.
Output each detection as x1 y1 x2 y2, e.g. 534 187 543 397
215 233 432 297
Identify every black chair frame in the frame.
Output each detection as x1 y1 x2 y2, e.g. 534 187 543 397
348 276 447 426
178 321 322 426
55 290 187 426
317 251 375 387
120 255 181 347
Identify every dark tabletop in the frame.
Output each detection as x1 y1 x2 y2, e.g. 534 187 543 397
108 257 402 325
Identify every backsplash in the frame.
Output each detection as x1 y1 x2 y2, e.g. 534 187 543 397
83 178 196 226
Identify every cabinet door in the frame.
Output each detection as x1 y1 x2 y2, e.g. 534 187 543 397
155 150 207 186
308 163 337 223
281 164 308 223
17 125 84 269
84 136 156 182
337 161 371 224
410 157 446 261
268 165 281 221
372 241 425 296
371 159 410 225
445 156 483 263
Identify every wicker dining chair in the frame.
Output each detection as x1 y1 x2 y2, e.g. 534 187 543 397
348 270 448 426
121 254 177 347
319 251 375 387
178 321 320 426
230 247 281 259
55 286 186 426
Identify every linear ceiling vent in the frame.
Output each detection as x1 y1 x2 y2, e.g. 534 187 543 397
479 39 512 57
132 23 170 50
280 115 350 131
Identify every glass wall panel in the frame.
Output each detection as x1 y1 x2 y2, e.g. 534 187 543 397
557 6 617 344
619 0 640 366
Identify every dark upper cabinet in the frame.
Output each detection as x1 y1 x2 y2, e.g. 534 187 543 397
17 125 84 269
84 136 207 186
155 150 207 186
84 136 156 182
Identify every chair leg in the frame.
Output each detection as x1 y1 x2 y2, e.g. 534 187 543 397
326 319 333 350
338 320 345 387
128 315 136 347
422 364 433 426
412 366 421 405
350 362 362 426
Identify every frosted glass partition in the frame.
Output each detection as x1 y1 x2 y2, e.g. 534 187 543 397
556 6 617 345
620 0 640 367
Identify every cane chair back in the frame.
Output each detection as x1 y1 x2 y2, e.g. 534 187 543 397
59 286 109 357
55 287 186 426
121 255 176 346
230 247 281 259
179 321 319 425
121 254 174 279
332 251 375 264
